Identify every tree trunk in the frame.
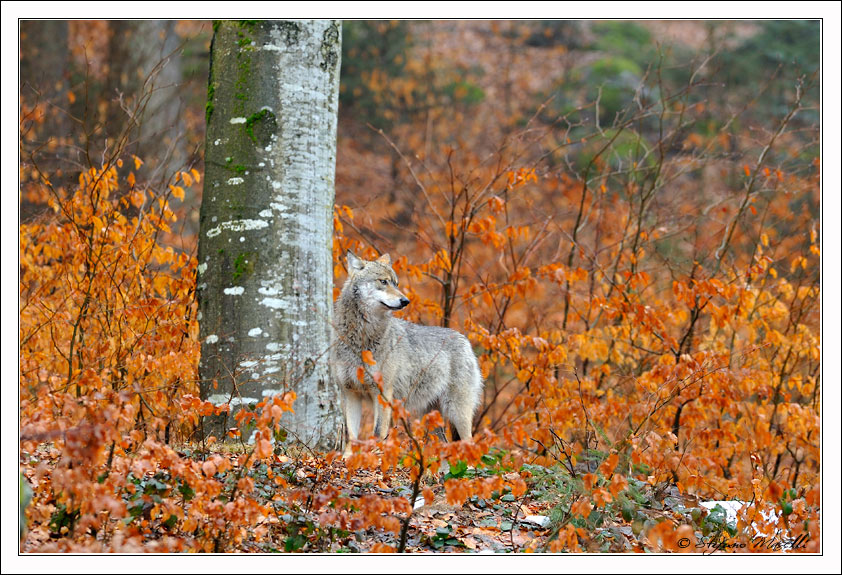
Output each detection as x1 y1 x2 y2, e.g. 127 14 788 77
19 20 69 219
106 21 186 178
198 20 342 450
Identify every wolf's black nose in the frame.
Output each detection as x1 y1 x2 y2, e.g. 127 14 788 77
399 297 410 308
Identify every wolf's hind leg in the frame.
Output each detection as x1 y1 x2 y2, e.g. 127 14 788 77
343 389 362 458
443 400 474 442
450 415 474 443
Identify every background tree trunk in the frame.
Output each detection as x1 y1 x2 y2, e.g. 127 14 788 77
198 20 342 450
19 20 69 219
106 20 187 179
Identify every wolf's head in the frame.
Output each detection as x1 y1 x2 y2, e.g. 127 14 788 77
344 251 409 314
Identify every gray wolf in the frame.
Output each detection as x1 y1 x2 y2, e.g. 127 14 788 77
332 251 483 455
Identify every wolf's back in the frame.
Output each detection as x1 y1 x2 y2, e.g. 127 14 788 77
381 317 483 420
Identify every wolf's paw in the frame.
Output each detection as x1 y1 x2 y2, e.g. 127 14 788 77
341 441 382 460
422 468 439 485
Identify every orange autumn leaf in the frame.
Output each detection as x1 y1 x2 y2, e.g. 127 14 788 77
766 480 784 501
422 487 434 505
570 498 593 517
361 350 376 365
592 487 613 508
201 460 217 478
598 453 619 477
608 473 628 497
169 185 185 201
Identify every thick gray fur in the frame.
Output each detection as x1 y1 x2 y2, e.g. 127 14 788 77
332 252 483 455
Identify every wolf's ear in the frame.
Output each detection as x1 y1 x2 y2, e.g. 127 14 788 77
375 253 391 266
347 251 365 273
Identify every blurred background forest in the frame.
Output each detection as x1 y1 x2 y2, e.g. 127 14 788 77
19 20 822 553
20 20 820 242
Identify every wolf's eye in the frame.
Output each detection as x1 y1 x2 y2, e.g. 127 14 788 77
380 279 388 286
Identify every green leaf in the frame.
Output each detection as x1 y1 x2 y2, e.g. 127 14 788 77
127 500 146 519
481 453 498 466
621 501 634 522
178 482 195 502
284 534 307 552
444 459 468 480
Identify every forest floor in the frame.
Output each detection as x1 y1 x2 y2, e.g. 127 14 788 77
21 440 724 554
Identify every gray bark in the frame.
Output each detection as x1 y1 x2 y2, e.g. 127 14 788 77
20 20 69 146
106 21 186 177
198 20 342 450
20 20 69 219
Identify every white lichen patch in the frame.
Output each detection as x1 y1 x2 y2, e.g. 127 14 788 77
258 286 280 296
260 297 290 310
207 394 258 406
248 327 263 337
214 139 222 145
229 117 247 124
239 360 259 368
227 177 245 186
198 263 208 275
266 342 288 352
223 286 245 295
258 209 273 218
206 219 269 238
205 334 219 344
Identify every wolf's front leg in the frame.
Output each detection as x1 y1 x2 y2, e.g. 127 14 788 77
343 389 363 458
374 382 394 440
